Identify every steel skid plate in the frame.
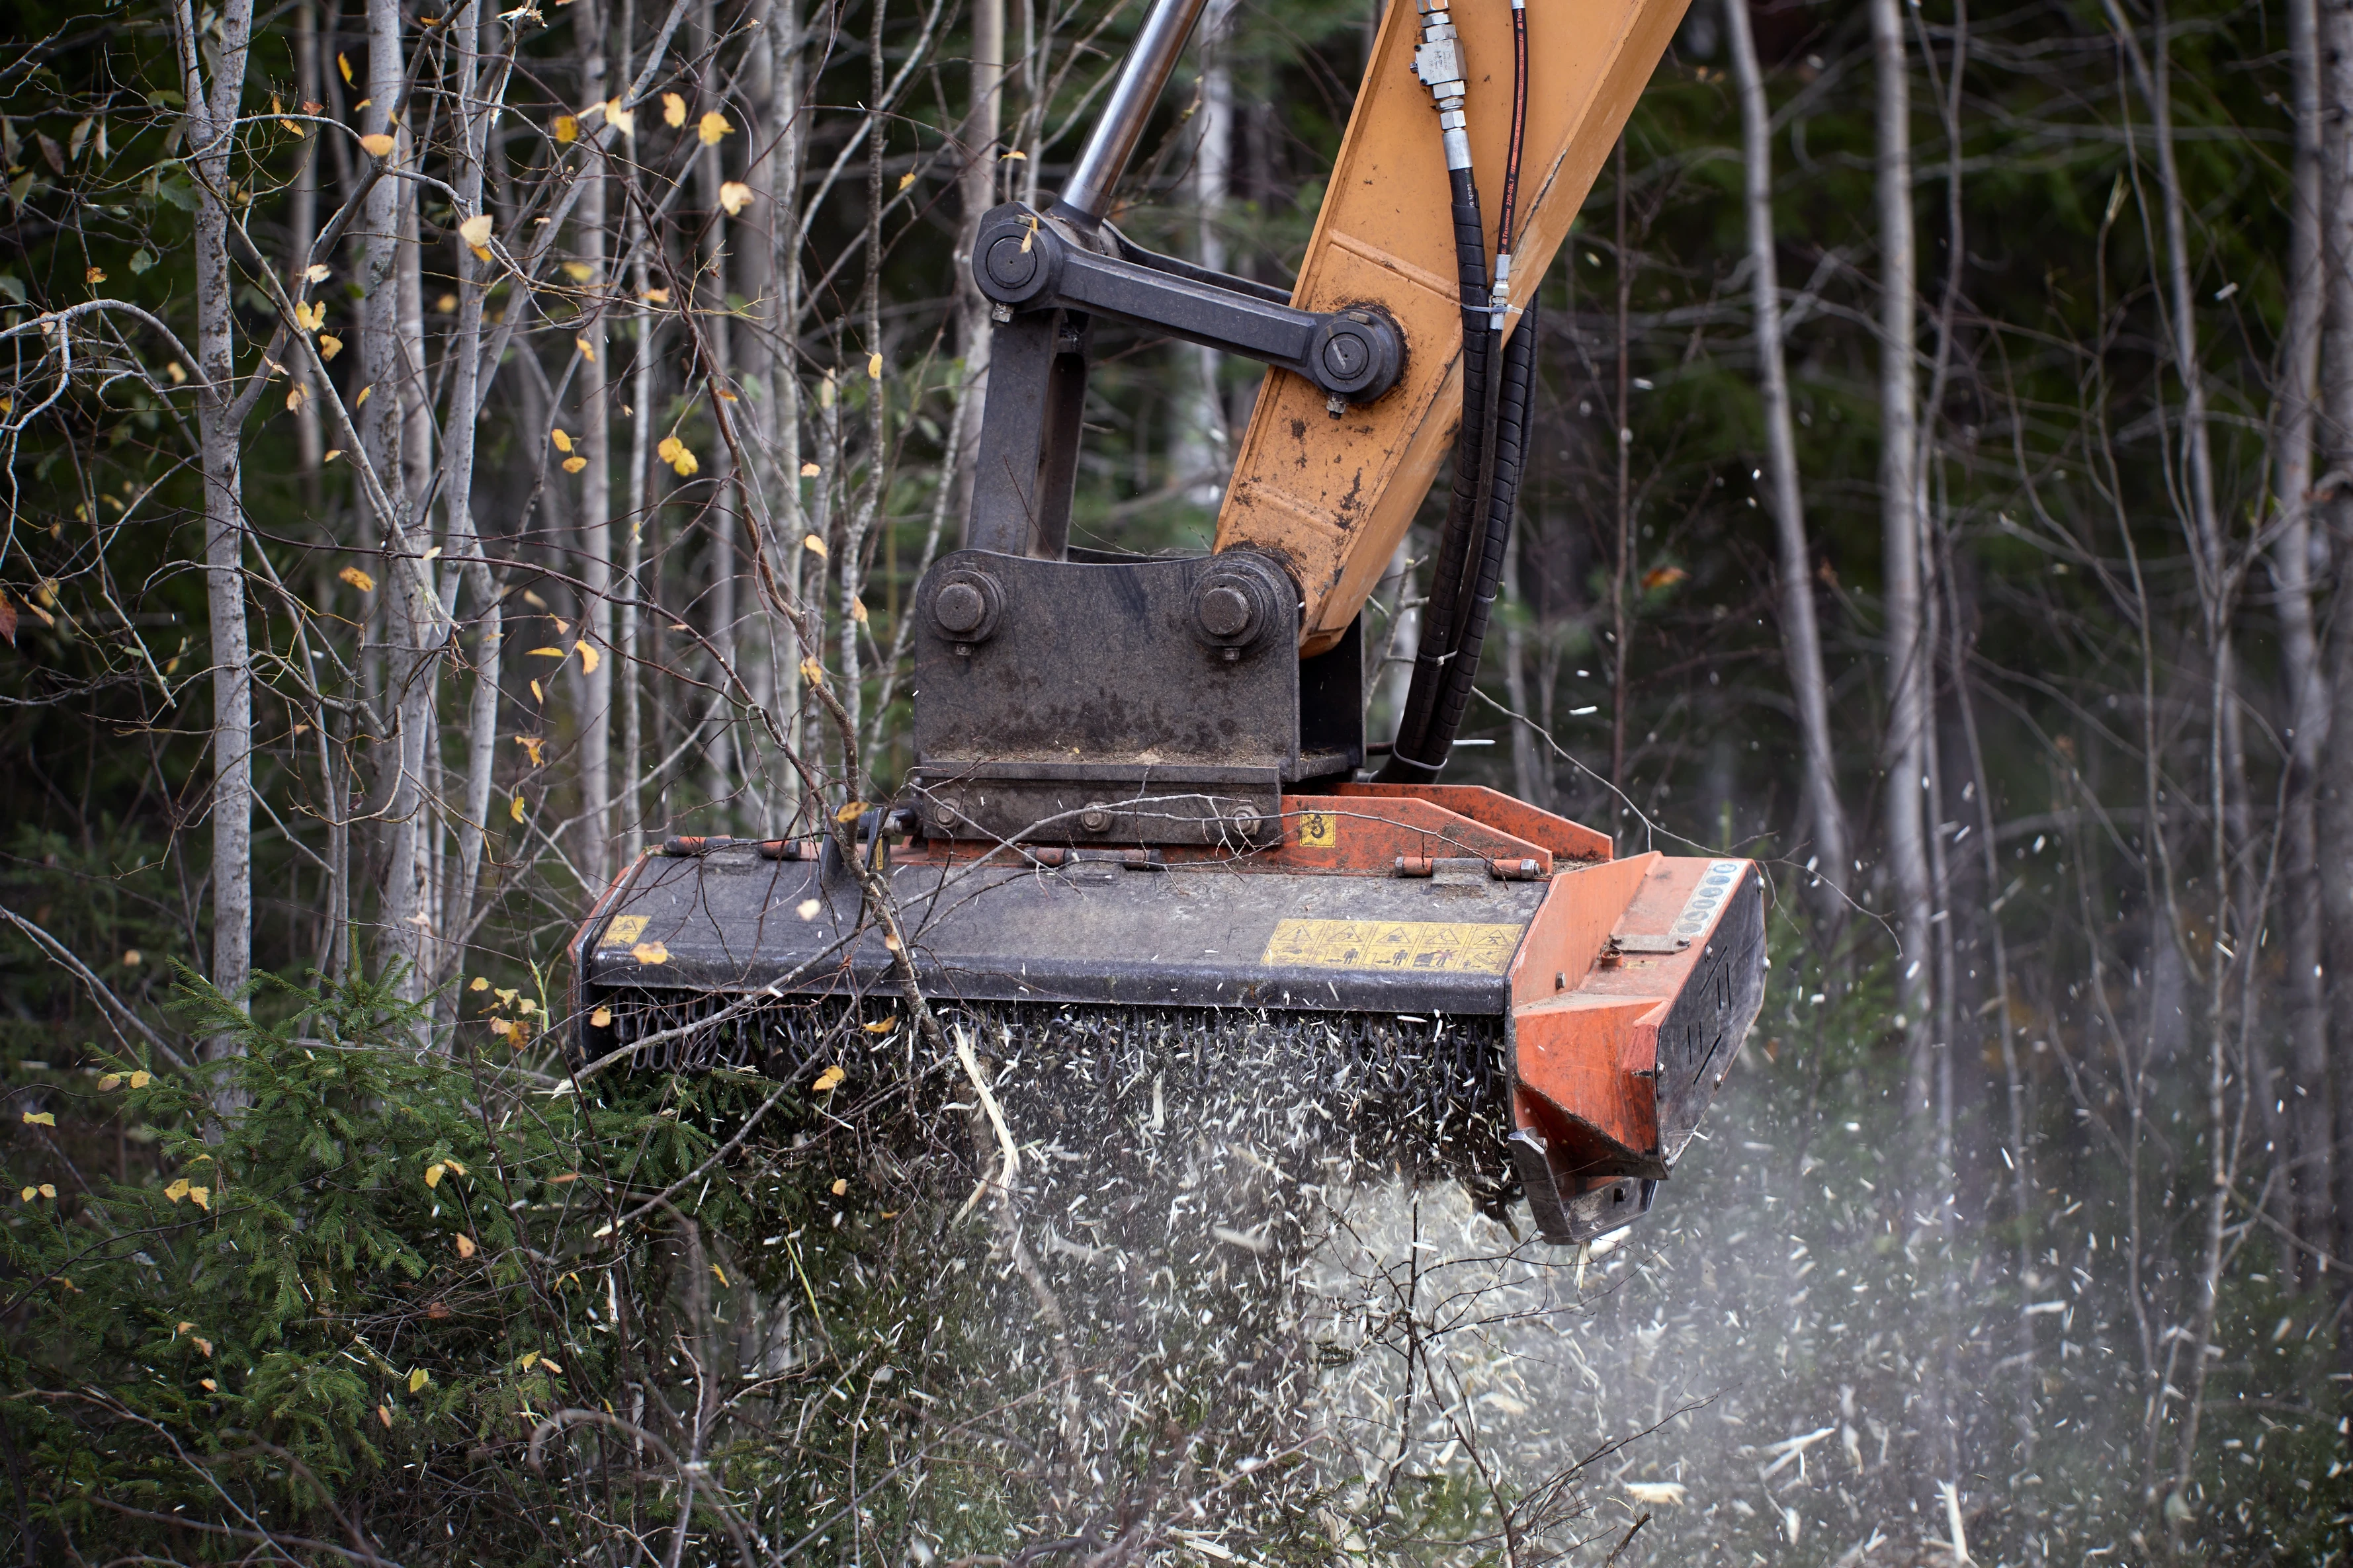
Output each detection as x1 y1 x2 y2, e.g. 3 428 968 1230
569 787 1766 1245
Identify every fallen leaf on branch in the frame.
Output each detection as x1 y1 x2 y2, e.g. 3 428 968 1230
698 111 732 145
662 92 687 127
812 1065 845 1093
718 180 752 216
458 213 494 247
453 1233 477 1259
360 132 395 158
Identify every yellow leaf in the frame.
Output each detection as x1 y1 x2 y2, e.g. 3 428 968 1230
669 446 699 477
1001 148 1027 160
191 1336 212 1356
641 287 671 304
445 1159 466 1176
540 1357 563 1374
863 1018 896 1033
454 1232 478 1259
867 353 883 380
21 1112 53 1127
698 111 732 145
526 646 566 658
516 734 546 766
718 180 753 216
1641 564 1688 591
409 1366 429 1393
562 455 587 474
800 461 820 476
470 975 492 991
604 100 636 137
379 1404 392 1428
530 679 544 704
509 794 526 822
128 1071 150 1089
576 641 601 674
559 261 592 282
36 1184 55 1200
122 950 140 966
318 333 343 360
337 51 353 83
850 596 869 624
425 1163 446 1188
798 657 825 688
200 1378 217 1391
518 1351 538 1370
812 1065 846 1093
470 244 493 263
550 428 573 454
355 384 372 405
711 1262 729 1286
305 263 332 282
835 800 865 823
360 132 396 158
590 1006 612 1027
662 92 687 128
17 1188 30 1203
575 334 595 362
797 897 821 920
802 532 828 558
458 213 494 247
97 1073 122 1091
165 1178 190 1203
656 434 681 462
339 565 375 593
830 1178 847 1196
187 1186 210 1210
286 384 307 413
553 114 579 144
898 171 916 191
85 266 105 286
630 941 670 966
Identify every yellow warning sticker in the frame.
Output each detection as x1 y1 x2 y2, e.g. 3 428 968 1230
601 914 650 948
1295 810 1338 848
1260 919 1520 974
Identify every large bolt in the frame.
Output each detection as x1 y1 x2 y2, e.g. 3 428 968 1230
1227 804 1263 840
1079 802 1112 833
985 233 1039 290
1322 331 1368 382
1196 584 1252 640
934 581 987 634
931 796 964 829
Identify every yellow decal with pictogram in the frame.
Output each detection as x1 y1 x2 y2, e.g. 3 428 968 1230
601 914 650 948
1260 919 1520 974
1295 809 1338 848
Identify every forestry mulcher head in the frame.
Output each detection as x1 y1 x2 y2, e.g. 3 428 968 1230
568 0 1762 1244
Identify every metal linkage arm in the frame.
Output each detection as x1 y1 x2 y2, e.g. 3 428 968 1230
971 204 1403 409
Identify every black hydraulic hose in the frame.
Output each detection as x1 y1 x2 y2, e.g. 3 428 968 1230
1426 295 1539 758
1377 164 1496 782
1379 0 1533 783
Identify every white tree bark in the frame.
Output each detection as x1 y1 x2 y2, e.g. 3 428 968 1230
361 0 432 999
1175 0 1236 505
1872 0 1933 1120
578 6 616 884
1725 0 1847 909
171 0 257 1036
2275 0 2331 1290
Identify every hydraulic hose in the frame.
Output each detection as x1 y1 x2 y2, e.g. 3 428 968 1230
1379 161 1496 782
1377 0 1533 784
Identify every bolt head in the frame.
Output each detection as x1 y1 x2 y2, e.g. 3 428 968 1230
1197 583 1252 639
1079 803 1112 832
1228 804 1262 839
934 580 986 634
1322 332 1368 379
984 233 1039 289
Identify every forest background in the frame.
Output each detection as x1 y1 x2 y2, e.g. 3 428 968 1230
1 0 2349 1558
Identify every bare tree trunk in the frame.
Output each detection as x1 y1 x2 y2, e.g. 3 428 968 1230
361 0 431 999
1873 0 1933 1122
1501 532 1547 811
953 0 1004 522
445 0 504 1009
769 0 810 822
623 215 658 862
578 7 615 885
1725 0 1846 913
697 0 740 819
172 0 257 1036
1175 0 1236 504
291 3 326 516
2276 0 2331 1293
